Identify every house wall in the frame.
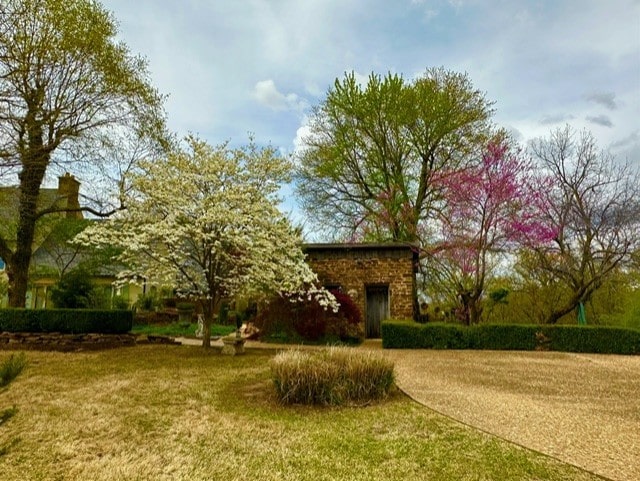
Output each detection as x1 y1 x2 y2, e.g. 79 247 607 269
305 245 416 326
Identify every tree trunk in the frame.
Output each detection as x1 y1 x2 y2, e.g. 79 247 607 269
202 316 212 349
6 255 31 308
546 298 584 324
469 296 483 325
459 291 471 326
545 286 596 324
7 109 49 307
200 297 218 349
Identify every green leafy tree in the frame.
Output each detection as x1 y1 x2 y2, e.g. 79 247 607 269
0 0 166 307
296 68 494 242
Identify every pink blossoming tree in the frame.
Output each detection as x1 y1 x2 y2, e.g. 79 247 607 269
428 140 555 324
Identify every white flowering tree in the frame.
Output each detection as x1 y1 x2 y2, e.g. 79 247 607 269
77 136 335 347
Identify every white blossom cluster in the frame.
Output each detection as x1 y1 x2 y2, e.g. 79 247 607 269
76 136 338 339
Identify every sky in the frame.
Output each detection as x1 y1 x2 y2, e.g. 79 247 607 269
104 0 640 225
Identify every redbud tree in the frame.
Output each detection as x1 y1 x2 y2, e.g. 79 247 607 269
427 140 554 324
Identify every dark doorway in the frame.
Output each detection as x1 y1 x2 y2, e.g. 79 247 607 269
366 285 389 338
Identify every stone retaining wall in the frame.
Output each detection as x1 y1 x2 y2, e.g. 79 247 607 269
0 332 137 351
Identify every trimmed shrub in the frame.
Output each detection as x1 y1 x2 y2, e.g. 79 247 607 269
540 325 640 355
472 324 539 351
134 309 178 326
418 323 468 349
381 319 424 349
0 309 133 334
381 320 640 354
50 269 96 308
255 290 363 344
270 347 395 405
381 320 468 349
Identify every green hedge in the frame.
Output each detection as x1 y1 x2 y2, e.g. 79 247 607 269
0 309 133 334
381 320 640 355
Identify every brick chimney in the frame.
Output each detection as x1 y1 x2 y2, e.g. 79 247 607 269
57 173 82 219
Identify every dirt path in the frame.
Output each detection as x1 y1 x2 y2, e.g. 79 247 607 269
380 348 640 481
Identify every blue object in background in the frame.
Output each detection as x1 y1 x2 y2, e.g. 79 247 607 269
577 302 587 325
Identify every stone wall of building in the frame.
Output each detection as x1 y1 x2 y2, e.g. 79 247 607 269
305 244 416 325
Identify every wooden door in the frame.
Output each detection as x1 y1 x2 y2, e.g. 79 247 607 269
366 286 389 338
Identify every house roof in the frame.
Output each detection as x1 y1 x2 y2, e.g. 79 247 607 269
303 242 419 264
0 176 94 275
303 242 418 251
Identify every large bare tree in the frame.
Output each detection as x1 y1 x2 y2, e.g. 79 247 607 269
529 126 640 324
0 0 166 306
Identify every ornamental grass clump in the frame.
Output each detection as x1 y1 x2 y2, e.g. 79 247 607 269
270 347 395 406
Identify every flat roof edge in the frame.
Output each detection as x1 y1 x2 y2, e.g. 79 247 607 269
303 242 418 250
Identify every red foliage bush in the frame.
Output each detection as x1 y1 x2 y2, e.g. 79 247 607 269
255 290 363 343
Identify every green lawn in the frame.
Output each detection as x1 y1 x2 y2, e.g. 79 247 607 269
0 346 603 481
131 322 236 338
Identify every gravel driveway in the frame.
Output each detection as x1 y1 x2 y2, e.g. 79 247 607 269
179 337 638 479
378 347 640 481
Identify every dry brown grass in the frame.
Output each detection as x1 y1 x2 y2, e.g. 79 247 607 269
0 346 606 481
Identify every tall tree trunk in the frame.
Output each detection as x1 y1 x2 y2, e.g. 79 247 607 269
8 108 49 307
459 290 471 326
469 296 483 325
200 297 218 349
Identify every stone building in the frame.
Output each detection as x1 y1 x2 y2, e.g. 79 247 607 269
304 243 418 338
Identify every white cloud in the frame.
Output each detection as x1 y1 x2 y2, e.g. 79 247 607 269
105 0 639 183
423 9 439 21
253 79 306 112
304 81 323 98
292 120 312 156
352 71 371 88
610 130 640 166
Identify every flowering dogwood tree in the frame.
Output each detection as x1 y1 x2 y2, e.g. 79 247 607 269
77 136 336 347
427 140 554 324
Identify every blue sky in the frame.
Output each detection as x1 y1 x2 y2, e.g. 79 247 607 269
104 0 640 224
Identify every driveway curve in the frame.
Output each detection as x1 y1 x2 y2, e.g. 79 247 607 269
379 348 640 481
177 337 639 480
